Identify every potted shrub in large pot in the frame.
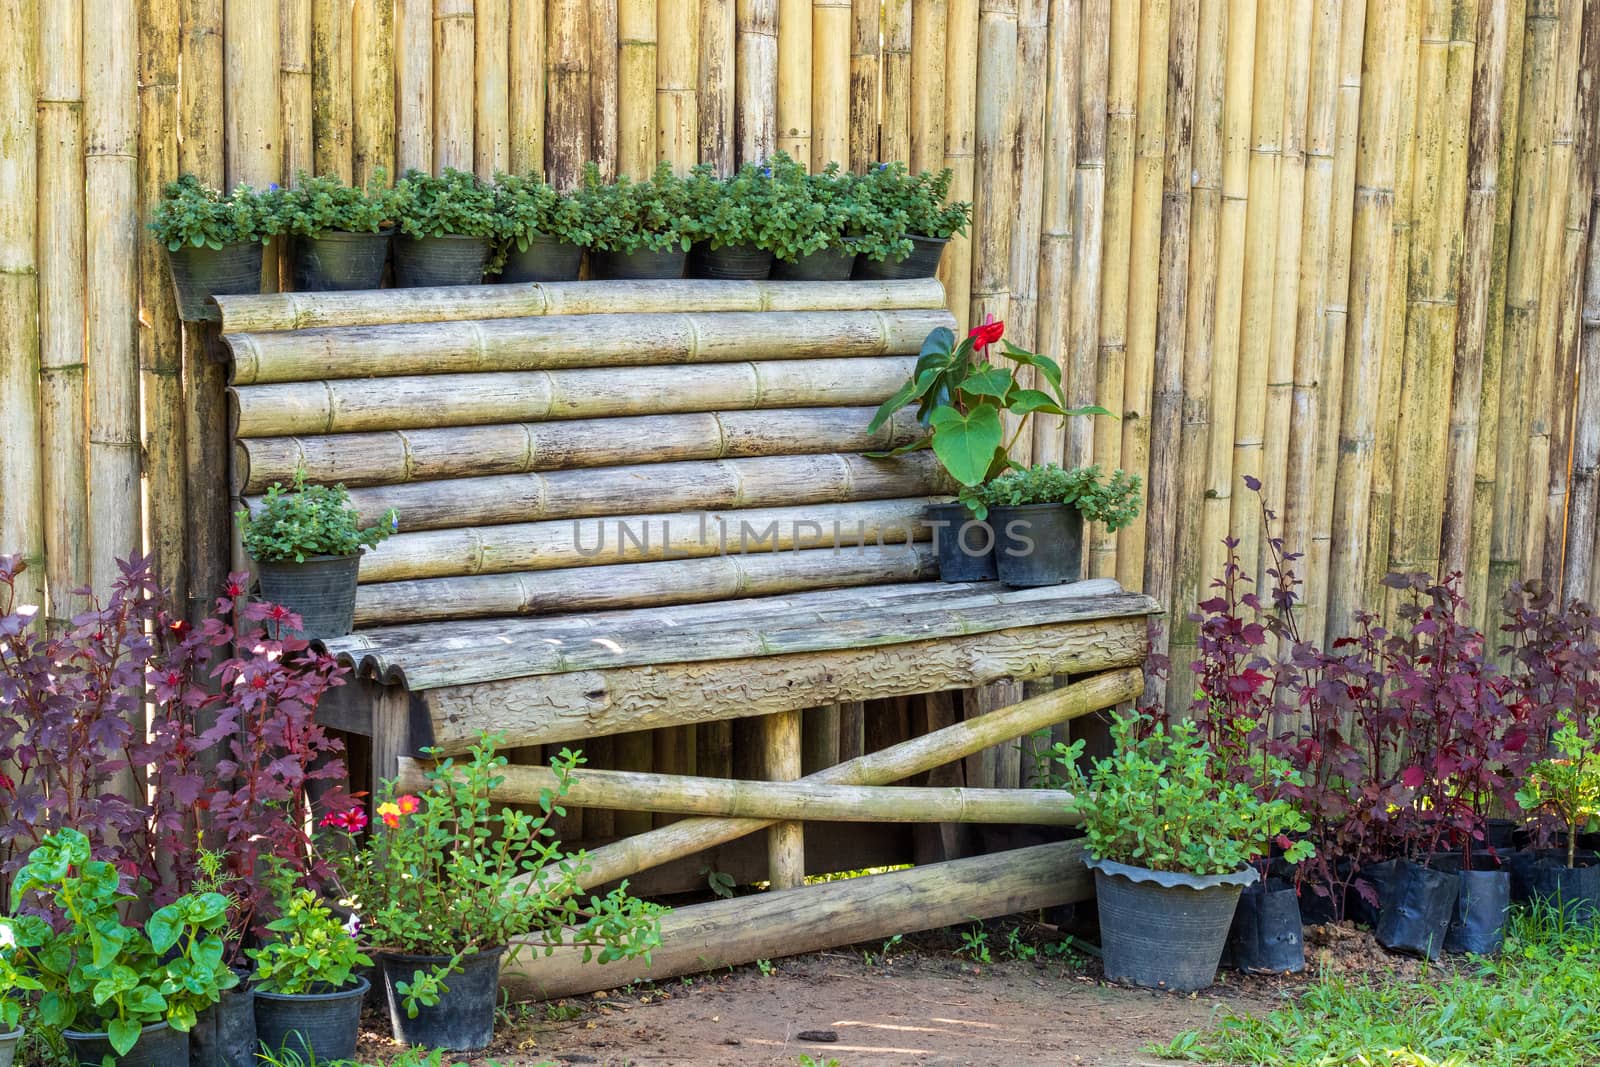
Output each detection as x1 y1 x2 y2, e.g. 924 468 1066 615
277 170 395 291
238 472 397 641
769 157 859 280
582 161 693 279
493 172 588 282
327 739 663 1052
852 163 972 280
980 464 1142 587
391 168 497 286
247 882 372 1064
6 829 238 1066
151 175 276 322
685 162 774 279
1515 714 1600 923
1060 715 1314 992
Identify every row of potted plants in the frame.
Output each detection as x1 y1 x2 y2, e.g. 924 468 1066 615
153 156 974 317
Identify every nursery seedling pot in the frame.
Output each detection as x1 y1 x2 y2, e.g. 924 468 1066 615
0 1025 21 1067
165 241 264 322
1226 879 1305 974
256 552 362 641
253 977 368 1064
770 244 857 280
852 234 949 280
392 233 490 287
1376 859 1459 959
926 502 996 583
63 1021 188 1067
1088 856 1256 992
1526 855 1600 923
590 247 688 279
1347 857 1402 928
190 979 256 1067
291 229 392 291
690 241 774 279
1444 864 1510 956
381 946 506 1052
500 232 585 282
990 503 1083 587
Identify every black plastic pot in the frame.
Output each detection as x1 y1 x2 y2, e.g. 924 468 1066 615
1376 859 1460 959
852 234 949 280
926 502 996 583
500 233 585 283
1506 848 1597 903
165 241 265 322
392 233 490 287
770 244 857 280
1088 856 1255 991
1526 855 1600 922
255 552 362 641
0 1025 22 1067
690 241 774 279
381 946 505 1052
292 229 392 291
253 977 368 1064
1227 879 1305 974
590 247 688 279
64 1021 188 1067
990 503 1083 587
1445 865 1511 955
190 980 256 1067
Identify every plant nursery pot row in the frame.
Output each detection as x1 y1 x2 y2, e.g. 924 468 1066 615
926 502 1084 587
1357 854 1513 960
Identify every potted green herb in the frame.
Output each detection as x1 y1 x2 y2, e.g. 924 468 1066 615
770 159 860 280
277 170 395 291
866 318 1109 582
0 927 40 1067
685 163 774 279
6 829 238 1066
492 173 587 282
1058 715 1314 991
237 471 397 640
247 881 372 1064
1515 712 1600 921
150 174 276 321
852 163 971 280
391 168 496 286
328 739 662 1052
980 464 1142 586
581 161 693 279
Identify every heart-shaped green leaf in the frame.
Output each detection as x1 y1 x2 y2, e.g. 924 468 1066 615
957 365 1015 401
929 403 1004 486
1008 389 1068 417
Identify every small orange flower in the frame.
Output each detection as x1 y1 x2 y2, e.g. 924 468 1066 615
397 794 421 815
376 801 401 828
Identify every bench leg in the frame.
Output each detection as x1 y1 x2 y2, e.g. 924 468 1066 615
762 708 805 888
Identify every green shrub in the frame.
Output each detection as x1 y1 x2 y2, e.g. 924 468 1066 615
980 463 1144 531
274 170 394 236
392 167 498 238
575 160 695 253
149 174 278 250
492 172 589 250
238 471 396 564
1516 712 1600 869
246 875 372 995
851 162 971 262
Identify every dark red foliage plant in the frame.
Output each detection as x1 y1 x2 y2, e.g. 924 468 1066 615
0 552 350 961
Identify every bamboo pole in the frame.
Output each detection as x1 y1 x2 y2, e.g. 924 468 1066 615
1028 0 1077 468
351 0 395 186
656 0 698 170
968 0 1017 335
433 0 475 172
618 0 656 176
908 0 946 174
589 0 619 178
811 0 849 169
281 0 313 187
547 0 592 187
1006 0 1045 356
1067 0 1107 468
700 0 735 171
396 0 433 173
311 0 354 180
848 0 881 170
762 709 805 887
511 0 547 175
942 0 979 332
735 0 777 163
777 0 812 161
879 0 910 166
1564 0 1600 599
478 0 513 177
650 724 692 828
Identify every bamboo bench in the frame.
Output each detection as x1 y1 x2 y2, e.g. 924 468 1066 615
217 280 1158 983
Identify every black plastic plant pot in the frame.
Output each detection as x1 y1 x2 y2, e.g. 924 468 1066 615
64 1021 188 1067
381 946 506 1052
392 233 490 287
690 241 775 279
291 229 392 291
165 241 265 322
190 979 256 1067
770 244 857 280
1527 855 1600 922
0 1025 22 1067
852 234 949 280
1088 856 1256 992
256 553 362 641
500 232 585 283
990 503 1083 587
926 502 996 583
1227 879 1305 974
590 247 688 279
253 977 368 1064
1442 864 1511 955
1375 859 1459 960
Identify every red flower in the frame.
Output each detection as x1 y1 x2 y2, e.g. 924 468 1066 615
396 794 421 815
967 314 1004 353
320 806 369 833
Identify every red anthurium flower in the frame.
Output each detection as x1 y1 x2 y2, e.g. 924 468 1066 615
967 314 1004 353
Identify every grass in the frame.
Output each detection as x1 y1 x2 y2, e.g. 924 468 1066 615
1154 905 1600 1067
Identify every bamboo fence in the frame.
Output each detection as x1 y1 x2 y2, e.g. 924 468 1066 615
5 0 1600 677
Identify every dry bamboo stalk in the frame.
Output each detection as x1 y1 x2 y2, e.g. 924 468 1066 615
280 0 313 188
763 709 805 887
612 731 655 835
650 725 693 827
351 0 395 186
1005 0 1045 360
1066 0 1107 473
510 0 546 175
811 0 851 170
547 0 593 187
225 0 281 186
908 0 946 173
478 0 513 177
700 0 735 170
777 0 812 161
656 0 699 170
942 0 980 332
432 0 475 172
879 0 910 166
968 0 1017 337
589 0 619 178
848 0 881 170
311 0 354 180
1563 3 1600 599
1029 0 1078 468
395 0 433 173
618 0 657 176
735 0 777 163
38 0 87 622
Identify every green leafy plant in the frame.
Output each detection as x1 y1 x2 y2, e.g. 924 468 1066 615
237 470 397 564
492 173 589 251
327 737 663 1018
245 874 371 995
1058 714 1315 876
957 924 992 964
392 168 498 238
574 160 695 253
0 924 42 1034
1516 713 1600 870
979 463 1143 530
867 319 1110 516
5 829 238 1055
684 160 807 253
851 162 971 262
274 170 393 236
149 174 278 250
755 958 776 977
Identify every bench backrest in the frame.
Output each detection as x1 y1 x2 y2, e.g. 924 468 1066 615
222 280 957 629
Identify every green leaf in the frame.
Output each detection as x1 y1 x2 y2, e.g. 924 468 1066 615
108 1017 142 1056
866 367 940 434
1007 389 1067 417
928 404 1004 487
146 907 181 955
956 366 1014 401
1062 403 1115 418
1001 342 1066 398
